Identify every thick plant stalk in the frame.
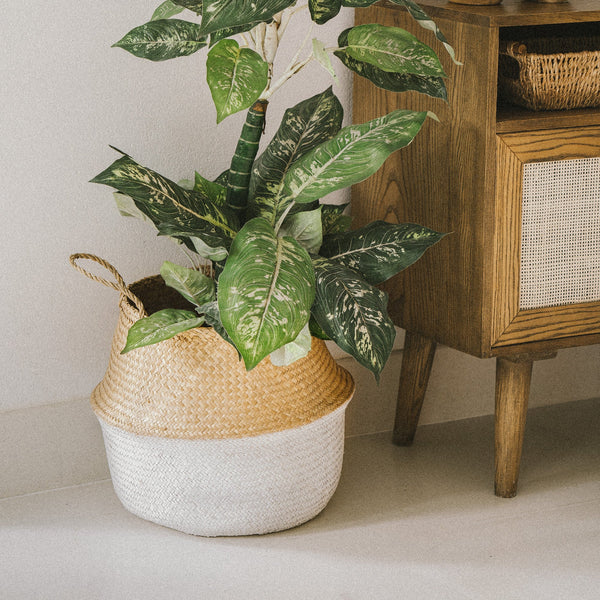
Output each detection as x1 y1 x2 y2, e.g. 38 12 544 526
226 99 268 213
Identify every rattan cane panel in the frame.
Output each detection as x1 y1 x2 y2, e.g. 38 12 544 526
520 157 600 310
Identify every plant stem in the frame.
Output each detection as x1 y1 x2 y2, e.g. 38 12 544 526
226 99 268 214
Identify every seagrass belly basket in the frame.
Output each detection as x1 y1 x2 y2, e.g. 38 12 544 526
71 254 355 536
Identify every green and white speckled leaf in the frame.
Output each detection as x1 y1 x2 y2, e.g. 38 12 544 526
279 207 323 254
197 300 238 351
200 0 295 35
173 0 203 14
339 24 445 78
160 261 216 307
218 218 316 371
321 203 351 235
206 39 268 123
113 19 207 61
335 47 447 100
151 1 185 20
248 87 343 225
309 0 341 25
321 221 444 285
91 154 238 252
311 256 395 378
122 309 204 353
387 0 459 64
194 172 226 207
269 323 312 366
281 109 427 206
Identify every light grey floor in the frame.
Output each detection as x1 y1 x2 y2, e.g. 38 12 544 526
1 398 599 600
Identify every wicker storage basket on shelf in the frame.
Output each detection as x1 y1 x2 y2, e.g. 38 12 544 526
71 254 355 537
498 35 600 111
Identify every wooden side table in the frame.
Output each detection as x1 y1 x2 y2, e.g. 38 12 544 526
352 0 600 497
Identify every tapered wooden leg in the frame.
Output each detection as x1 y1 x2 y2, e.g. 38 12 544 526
393 331 437 446
494 357 533 498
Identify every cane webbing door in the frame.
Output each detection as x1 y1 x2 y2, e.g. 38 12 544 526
493 126 600 347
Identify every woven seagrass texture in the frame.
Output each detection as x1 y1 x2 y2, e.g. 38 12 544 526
99 401 348 536
498 36 600 111
520 157 600 310
91 276 355 439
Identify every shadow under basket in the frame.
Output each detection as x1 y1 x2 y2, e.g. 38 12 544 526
72 256 355 537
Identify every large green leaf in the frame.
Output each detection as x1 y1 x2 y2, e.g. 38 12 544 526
199 0 295 35
278 207 323 254
340 24 445 78
311 256 395 378
218 218 316 371
340 0 458 64
197 300 238 351
206 39 268 123
151 1 185 20
321 221 444 285
309 0 341 25
194 172 226 207
122 309 204 353
248 87 343 225
91 154 238 251
387 0 459 64
160 261 216 306
113 19 207 61
173 0 203 13
335 48 447 100
280 109 427 205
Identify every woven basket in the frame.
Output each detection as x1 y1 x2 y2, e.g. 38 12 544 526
498 36 600 111
71 254 355 536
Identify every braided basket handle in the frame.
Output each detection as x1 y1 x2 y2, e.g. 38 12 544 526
69 253 146 316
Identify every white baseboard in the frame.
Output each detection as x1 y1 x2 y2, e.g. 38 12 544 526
2 343 599 499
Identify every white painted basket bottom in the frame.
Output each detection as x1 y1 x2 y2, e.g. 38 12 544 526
98 400 350 537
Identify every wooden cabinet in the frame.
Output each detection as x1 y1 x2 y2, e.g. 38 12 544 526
352 0 600 496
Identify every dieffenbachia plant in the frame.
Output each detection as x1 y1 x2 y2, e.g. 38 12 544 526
91 0 455 379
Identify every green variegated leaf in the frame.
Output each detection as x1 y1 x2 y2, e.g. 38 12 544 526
281 109 427 205
190 237 229 261
213 170 230 187
209 23 262 46
270 324 312 366
321 202 351 235
309 315 330 340
309 0 341 25
313 39 338 83
321 221 444 285
160 261 216 306
218 218 316 371
200 0 295 35
173 0 203 13
387 0 459 64
122 309 204 353
279 207 323 254
206 39 268 123
248 87 343 225
113 192 153 223
341 0 376 5
152 1 185 20
335 48 447 100
91 154 238 251
311 256 395 378
113 20 207 61
339 24 445 78
194 172 226 206
197 300 238 351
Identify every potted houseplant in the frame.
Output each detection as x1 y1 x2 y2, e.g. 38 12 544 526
73 0 454 536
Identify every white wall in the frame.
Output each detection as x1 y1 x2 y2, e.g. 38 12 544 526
1 2 353 412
